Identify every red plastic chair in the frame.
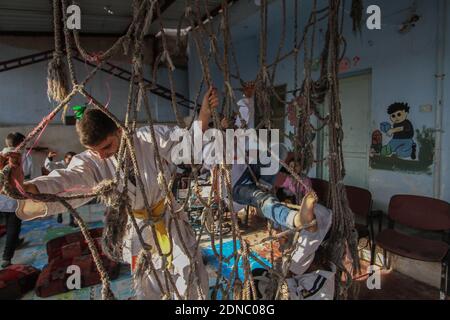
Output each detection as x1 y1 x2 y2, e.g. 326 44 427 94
310 178 329 207
345 185 375 247
371 195 450 299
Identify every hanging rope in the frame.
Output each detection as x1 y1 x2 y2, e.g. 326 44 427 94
0 0 360 301
47 0 70 119
350 0 364 34
324 0 359 299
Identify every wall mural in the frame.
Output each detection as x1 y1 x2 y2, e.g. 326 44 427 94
338 55 361 73
369 102 435 175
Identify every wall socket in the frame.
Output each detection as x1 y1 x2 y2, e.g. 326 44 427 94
419 104 433 113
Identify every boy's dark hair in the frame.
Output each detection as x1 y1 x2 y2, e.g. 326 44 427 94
387 102 410 115
5 132 26 148
65 151 76 158
76 109 118 146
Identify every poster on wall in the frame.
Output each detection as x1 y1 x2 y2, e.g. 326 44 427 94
369 102 435 175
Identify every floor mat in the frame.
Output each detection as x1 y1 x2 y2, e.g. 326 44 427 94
0 205 133 300
202 240 271 281
1 204 270 300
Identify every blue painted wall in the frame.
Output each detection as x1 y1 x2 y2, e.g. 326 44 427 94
441 0 450 203
187 0 449 209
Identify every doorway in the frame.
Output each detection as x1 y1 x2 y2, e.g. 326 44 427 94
319 72 372 188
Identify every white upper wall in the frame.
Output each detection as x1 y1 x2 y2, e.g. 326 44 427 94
0 36 189 126
0 35 190 174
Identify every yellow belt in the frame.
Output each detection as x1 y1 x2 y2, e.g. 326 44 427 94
133 199 172 268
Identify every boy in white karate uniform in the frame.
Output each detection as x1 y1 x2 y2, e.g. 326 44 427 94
44 151 76 172
0 88 219 299
252 203 335 300
44 151 77 226
0 132 32 268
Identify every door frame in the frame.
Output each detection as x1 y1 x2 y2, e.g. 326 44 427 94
316 69 372 187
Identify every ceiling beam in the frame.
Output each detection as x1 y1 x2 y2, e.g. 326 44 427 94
121 0 177 35
0 31 125 37
159 0 177 13
188 0 240 32
0 49 197 110
0 8 131 21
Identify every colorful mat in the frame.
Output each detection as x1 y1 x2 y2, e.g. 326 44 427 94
203 240 271 281
0 205 133 300
1 204 269 300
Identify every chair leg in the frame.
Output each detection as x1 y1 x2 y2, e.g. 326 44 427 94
383 249 391 270
445 234 450 299
370 241 376 267
245 206 250 227
362 238 373 265
367 216 376 266
366 235 372 252
441 255 449 300
369 218 375 245
378 213 383 233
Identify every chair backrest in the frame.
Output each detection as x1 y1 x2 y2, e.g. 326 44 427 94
273 172 288 189
345 185 372 219
310 178 329 206
388 195 450 231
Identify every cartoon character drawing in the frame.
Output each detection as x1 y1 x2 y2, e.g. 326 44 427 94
380 102 417 159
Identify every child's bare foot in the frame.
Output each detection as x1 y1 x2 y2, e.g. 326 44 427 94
294 192 318 232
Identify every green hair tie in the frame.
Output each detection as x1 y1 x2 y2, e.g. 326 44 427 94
72 105 87 120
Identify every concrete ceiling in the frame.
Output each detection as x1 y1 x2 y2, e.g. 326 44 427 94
0 0 288 48
0 0 227 36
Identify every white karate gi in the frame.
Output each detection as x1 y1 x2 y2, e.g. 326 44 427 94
1 147 33 180
235 97 255 129
287 204 335 300
253 204 335 300
14 126 209 300
44 158 67 172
